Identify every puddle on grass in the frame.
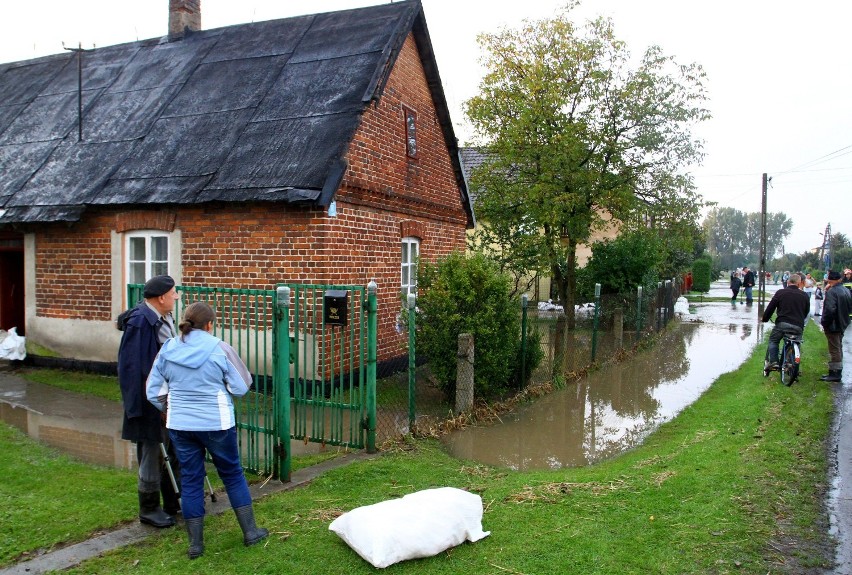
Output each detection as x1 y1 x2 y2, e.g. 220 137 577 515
0 377 322 469
442 299 767 471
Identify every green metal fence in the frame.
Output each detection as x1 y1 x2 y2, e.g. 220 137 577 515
279 283 376 455
126 281 377 481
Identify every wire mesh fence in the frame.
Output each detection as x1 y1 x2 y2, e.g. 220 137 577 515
373 280 682 445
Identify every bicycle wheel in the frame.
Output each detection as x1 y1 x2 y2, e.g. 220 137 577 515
781 343 798 386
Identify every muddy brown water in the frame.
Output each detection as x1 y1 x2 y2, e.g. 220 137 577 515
443 296 773 470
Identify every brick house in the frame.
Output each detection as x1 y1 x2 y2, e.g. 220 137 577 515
0 0 473 363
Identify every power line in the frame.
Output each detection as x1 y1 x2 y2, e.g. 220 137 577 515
775 143 852 175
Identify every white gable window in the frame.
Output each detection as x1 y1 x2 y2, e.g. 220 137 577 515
401 237 419 296
127 231 170 285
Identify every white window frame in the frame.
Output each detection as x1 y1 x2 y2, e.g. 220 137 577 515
401 236 420 296
125 230 171 286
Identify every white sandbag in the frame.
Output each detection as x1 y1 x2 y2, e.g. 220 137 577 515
328 487 490 568
674 296 690 316
0 327 26 360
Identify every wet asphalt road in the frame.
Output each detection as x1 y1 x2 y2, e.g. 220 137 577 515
828 332 852 574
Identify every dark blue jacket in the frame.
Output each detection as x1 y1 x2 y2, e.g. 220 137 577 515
118 303 164 429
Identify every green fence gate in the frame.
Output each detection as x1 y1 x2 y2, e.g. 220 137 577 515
126 281 377 482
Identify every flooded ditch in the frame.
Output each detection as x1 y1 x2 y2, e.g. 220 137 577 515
443 298 769 470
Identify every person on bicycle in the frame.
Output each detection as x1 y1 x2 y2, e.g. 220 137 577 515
761 273 810 369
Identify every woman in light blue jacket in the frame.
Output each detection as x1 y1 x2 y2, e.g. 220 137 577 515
147 301 268 559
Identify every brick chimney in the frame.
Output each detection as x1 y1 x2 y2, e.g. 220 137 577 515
169 0 201 39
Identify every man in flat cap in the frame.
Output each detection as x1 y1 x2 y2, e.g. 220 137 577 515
118 275 181 527
820 270 852 382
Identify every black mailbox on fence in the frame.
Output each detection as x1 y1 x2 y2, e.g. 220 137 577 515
324 290 348 326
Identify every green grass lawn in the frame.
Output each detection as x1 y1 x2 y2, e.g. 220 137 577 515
15 367 123 402
4 322 835 574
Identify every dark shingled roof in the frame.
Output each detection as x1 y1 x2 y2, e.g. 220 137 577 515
0 1 473 226
459 146 494 207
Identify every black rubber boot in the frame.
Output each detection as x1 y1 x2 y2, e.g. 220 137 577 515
185 516 205 559
822 369 842 383
233 505 269 546
138 491 176 528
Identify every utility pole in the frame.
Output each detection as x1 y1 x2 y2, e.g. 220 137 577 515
823 223 833 275
759 173 768 308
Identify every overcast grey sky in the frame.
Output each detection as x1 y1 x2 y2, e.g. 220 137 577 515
2 0 850 255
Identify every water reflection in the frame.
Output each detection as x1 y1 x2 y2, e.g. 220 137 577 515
443 303 763 470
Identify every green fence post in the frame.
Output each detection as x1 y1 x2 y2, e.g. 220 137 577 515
407 292 416 434
274 286 292 482
591 283 601 362
520 293 528 386
366 281 378 453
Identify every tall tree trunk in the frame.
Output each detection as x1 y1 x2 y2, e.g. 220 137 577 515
552 239 578 377
556 239 578 330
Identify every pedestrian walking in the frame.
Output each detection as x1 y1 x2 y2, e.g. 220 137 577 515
820 270 852 382
147 301 269 559
730 270 742 302
118 275 181 528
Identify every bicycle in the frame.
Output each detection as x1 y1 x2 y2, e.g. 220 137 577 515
763 331 803 386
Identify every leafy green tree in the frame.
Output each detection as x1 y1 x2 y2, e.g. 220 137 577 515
416 252 539 400
702 207 746 269
703 207 791 269
576 230 663 299
744 211 793 262
702 208 747 269
832 233 851 249
465 2 709 328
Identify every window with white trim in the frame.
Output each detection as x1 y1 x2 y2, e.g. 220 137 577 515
401 237 420 296
126 231 170 285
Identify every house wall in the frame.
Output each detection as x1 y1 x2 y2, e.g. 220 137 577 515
25 32 468 364
466 217 620 303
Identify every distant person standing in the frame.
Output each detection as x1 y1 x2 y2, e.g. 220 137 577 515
814 283 824 316
845 269 852 323
782 270 790 288
803 273 816 312
742 266 756 305
730 270 742 302
820 270 852 382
